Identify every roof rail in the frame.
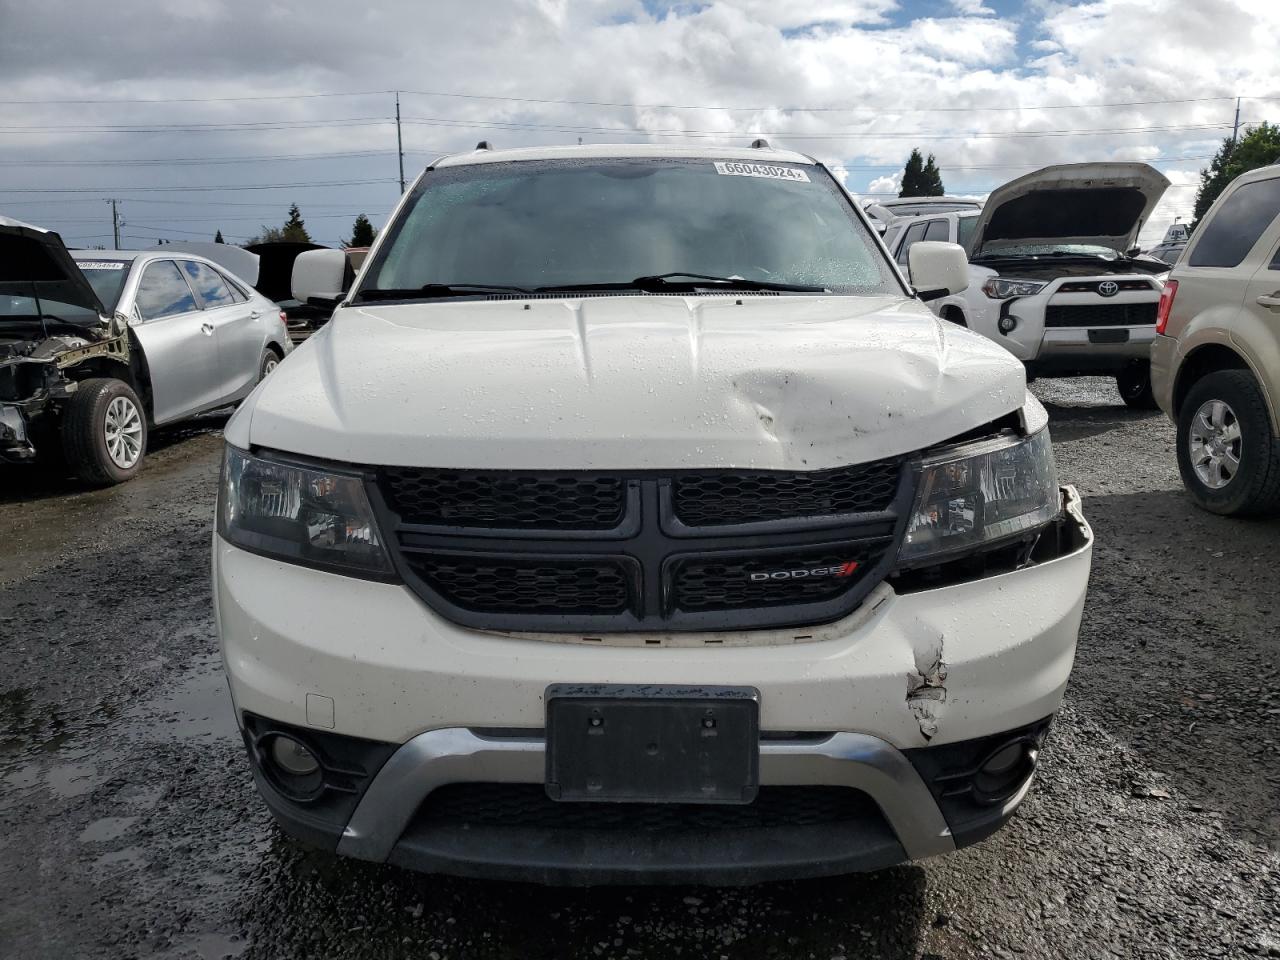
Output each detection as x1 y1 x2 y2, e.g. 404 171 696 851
750 138 771 149
475 140 492 151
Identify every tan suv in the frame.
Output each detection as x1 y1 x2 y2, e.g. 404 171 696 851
1151 165 1280 516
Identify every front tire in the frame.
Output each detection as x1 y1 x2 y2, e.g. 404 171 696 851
1117 362 1157 410
260 346 282 382
1176 370 1280 516
61 377 148 485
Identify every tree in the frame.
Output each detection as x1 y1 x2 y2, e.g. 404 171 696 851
1193 122 1280 227
281 203 312 243
346 214 376 248
899 148 945 197
214 229 225 244
247 226 285 244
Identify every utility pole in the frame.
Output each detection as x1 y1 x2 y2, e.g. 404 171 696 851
1231 96 1241 147
395 91 405 194
108 199 120 247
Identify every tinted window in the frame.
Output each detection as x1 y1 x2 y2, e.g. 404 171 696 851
896 222 928 265
1189 177 1280 268
73 258 133 310
1269 244 1280 270
181 260 235 308
362 157 899 297
924 219 949 242
136 260 199 320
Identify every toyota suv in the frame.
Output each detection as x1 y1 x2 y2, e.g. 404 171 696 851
1152 164 1280 516
896 163 1173 407
213 143 1093 885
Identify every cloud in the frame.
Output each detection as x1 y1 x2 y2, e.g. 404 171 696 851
0 0 1275 246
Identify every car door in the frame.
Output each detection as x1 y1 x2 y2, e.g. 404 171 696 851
180 259 261 403
1238 215 1280 428
127 259 221 424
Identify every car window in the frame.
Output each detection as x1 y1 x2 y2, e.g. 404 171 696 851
73 258 133 310
956 216 978 250
1188 176 1280 268
895 222 928 265
924 219 949 242
181 260 236 308
362 157 901 297
221 272 250 302
136 260 199 320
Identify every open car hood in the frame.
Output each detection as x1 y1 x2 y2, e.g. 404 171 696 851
966 162 1170 257
0 216 106 315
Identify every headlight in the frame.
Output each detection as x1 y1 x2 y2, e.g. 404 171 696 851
218 446 394 578
982 277 1048 299
898 429 1059 565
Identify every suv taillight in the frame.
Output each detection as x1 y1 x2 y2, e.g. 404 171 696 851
1155 279 1178 335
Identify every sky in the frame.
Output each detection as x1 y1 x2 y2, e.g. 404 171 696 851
1 0 1277 249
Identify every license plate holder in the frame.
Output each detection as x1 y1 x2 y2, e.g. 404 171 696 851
1088 327 1130 343
545 684 760 804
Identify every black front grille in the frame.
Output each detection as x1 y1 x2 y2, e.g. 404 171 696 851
417 783 879 831
1044 302 1158 327
672 543 890 612
408 556 633 614
672 460 900 526
382 468 625 529
377 460 912 633
1057 279 1155 294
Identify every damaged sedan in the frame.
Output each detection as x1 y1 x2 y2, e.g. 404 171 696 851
1 217 290 483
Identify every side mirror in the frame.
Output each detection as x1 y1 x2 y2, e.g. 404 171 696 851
908 241 969 301
292 248 350 307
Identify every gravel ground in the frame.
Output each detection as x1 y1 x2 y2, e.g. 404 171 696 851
1 380 1278 960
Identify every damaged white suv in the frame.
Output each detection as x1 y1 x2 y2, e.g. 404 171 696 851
214 143 1093 885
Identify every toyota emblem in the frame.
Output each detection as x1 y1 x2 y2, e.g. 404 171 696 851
1098 280 1119 297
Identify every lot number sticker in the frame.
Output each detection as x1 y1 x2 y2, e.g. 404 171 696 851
77 261 127 270
714 161 810 183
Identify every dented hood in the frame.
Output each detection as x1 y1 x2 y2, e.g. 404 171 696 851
236 295 1026 470
967 162 1171 257
0 216 106 316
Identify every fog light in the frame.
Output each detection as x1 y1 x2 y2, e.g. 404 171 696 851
271 735 320 776
973 740 1036 799
998 314 1017 335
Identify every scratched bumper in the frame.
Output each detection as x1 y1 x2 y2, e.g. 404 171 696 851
215 487 1090 752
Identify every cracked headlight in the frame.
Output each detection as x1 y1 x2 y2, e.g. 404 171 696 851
982 277 1048 299
218 446 393 578
898 429 1059 565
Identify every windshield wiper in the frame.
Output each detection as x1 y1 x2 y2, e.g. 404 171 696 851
358 283 535 301
539 273 828 294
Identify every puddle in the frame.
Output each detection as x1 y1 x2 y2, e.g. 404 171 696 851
123 652 238 744
79 816 138 843
147 932 249 960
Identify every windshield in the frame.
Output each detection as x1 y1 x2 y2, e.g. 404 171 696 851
73 258 133 310
359 157 900 298
956 215 979 250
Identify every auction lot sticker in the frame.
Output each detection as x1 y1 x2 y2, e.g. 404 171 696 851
714 161 810 182
77 261 128 270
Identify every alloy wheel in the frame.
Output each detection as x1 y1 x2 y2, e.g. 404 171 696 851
1188 399 1242 490
104 395 144 469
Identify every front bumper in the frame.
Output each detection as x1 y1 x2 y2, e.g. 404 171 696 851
215 488 1092 883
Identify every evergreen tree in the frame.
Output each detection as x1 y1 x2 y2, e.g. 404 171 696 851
1193 122 1280 227
900 149 946 197
214 229 225 243
281 203 312 243
346 214 376 247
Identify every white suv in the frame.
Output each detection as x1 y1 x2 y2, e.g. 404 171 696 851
213 143 1092 885
889 163 1173 407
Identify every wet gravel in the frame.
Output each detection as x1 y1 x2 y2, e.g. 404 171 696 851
1 381 1278 960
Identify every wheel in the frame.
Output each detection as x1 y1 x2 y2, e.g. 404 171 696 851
1176 370 1280 516
60 377 148 485
941 307 968 327
1116 362 1158 410
260 347 282 381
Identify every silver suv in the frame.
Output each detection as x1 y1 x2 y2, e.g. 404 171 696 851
1151 165 1280 515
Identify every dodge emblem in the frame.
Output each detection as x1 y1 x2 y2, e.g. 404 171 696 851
1098 280 1119 297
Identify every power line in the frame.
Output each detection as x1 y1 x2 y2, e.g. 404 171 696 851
0 149 407 166
0 86 1260 112
0 118 393 133
0 178 397 195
